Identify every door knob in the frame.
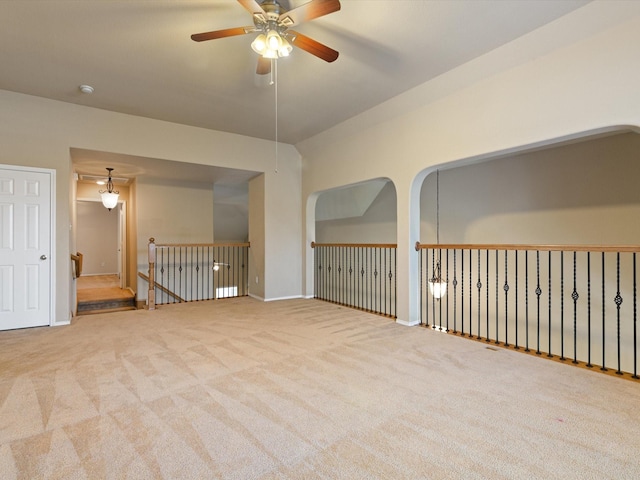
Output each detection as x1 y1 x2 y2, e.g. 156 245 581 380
40 255 47 260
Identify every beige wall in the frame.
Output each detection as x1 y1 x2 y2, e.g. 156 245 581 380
0 89 301 323
316 180 397 244
76 201 119 275
420 132 640 245
249 175 265 299
135 178 214 301
299 3 640 324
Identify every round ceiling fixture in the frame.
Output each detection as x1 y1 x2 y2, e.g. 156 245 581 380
79 84 94 94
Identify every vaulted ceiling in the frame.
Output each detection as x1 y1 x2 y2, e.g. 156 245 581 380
0 0 589 147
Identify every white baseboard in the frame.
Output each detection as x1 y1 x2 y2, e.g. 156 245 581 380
248 294 304 302
264 295 304 302
396 318 421 327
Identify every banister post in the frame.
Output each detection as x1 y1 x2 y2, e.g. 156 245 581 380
148 237 156 310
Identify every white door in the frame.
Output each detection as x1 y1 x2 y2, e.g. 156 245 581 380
0 166 53 330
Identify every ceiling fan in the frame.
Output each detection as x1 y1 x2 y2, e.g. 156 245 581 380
191 0 341 75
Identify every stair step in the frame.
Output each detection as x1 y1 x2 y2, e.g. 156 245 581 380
78 297 136 313
78 305 137 316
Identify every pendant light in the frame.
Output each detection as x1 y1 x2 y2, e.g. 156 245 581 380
99 168 119 211
429 169 447 299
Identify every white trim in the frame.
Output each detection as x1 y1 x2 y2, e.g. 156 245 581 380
396 318 420 327
264 295 303 302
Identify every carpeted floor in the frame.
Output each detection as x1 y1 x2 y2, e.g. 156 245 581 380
0 297 639 479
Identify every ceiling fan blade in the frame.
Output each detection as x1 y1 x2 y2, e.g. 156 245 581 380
279 0 341 27
256 57 271 75
289 31 339 62
237 0 266 17
191 26 253 42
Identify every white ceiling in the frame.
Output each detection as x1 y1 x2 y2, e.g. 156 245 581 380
0 0 590 183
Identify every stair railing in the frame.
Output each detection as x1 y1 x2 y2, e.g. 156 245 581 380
416 242 640 380
311 242 397 318
147 238 250 310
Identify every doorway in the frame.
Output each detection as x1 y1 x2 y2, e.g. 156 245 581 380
75 200 133 313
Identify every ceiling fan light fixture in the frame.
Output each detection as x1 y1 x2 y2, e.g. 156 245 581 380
251 33 267 55
279 38 292 57
266 29 282 50
263 48 278 59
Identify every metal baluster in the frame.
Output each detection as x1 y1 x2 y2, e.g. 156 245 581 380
314 245 318 298
504 250 509 347
634 252 638 379
469 249 473 337
536 251 541 355
196 246 200 301
431 249 436 327
453 249 458 333
446 249 450 332
615 252 623 375
232 246 237 298
486 249 489 342
190 246 194 301
159 247 164 304
548 251 552 358
179 247 184 304
515 251 519 349
602 252 607 371
587 252 592 367
206 246 210 299
390 247 395 318
439 248 443 330
419 247 423 325
461 249 465 336
495 249 499 344
368 247 372 312
476 249 481 339
525 250 529 352
572 251 579 364
375 248 379 314
383 247 387 316
560 251 564 360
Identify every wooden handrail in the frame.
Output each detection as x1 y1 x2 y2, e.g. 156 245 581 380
70 252 83 278
415 242 640 253
138 271 185 303
311 242 397 249
154 242 250 248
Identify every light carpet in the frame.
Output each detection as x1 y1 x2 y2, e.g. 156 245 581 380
0 297 639 479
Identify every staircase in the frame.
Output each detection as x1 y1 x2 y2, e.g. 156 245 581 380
76 275 137 315
77 294 136 315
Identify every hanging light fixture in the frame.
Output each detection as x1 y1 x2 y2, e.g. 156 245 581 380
429 169 447 299
251 27 291 59
99 168 119 211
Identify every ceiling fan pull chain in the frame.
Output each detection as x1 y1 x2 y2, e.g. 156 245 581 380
274 58 279 174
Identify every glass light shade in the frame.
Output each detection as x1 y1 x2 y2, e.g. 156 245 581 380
266 30 282 50
263 48 278 59
278 38 292 57
101 191 119 210
213 264 220 271
251 34 267 54
429 279 448 299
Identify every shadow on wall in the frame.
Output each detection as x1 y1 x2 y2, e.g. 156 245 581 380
315 179 397 244
420 131 640 245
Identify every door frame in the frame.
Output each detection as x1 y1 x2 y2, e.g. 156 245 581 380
0 163 56 327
